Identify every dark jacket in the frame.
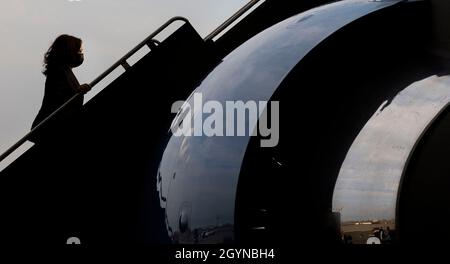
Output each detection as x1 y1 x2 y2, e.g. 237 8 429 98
31 66 83 142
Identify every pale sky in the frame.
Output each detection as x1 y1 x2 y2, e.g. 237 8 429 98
0 0 250 168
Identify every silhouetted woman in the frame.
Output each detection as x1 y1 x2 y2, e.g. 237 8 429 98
31 34 91 143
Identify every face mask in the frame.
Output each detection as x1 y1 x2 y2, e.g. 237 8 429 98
71 53 84 68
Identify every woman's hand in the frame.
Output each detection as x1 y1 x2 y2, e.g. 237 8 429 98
79 83 91 94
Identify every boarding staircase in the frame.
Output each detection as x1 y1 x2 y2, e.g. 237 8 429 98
0 0 330 245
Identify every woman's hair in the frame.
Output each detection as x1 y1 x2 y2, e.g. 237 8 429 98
43 34 82 75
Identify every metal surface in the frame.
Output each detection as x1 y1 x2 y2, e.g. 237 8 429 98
157 0 401 243
333 75 450 244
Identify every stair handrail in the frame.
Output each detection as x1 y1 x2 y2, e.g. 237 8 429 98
0 16 189 164
204 0 263 41
2 0 268 164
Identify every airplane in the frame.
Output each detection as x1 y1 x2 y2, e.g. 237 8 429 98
0 0 449 246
